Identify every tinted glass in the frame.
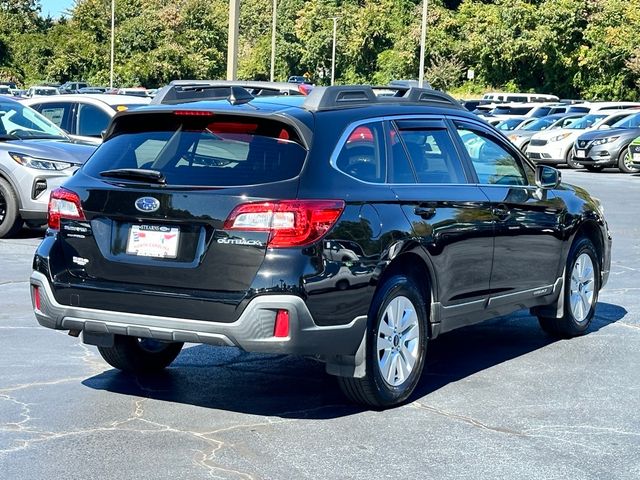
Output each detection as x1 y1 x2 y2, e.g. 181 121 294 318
521 117 555 131
77 103 111 136
612 113 640 129
336 122 386 183
388 124 416 184
454 123 526 186
83 114 307 186
566 114 607 129
496 118 525 131
395 122 466 184
37 102 71 129
531 107 551 117
492 106 533 115
0 100 66 139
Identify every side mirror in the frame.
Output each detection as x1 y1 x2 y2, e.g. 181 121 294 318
535 165 561 189
598 124 611 130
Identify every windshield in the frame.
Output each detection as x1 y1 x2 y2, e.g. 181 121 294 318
612 113 640 129
83 113 307 186
0 100 67 139
521 117 555 131
566 114 607 130
495 118 525 131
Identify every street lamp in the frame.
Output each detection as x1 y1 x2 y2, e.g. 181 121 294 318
330 16 339 86
270 0 277 82
227 0 240 80
109 0 115 89
418 0 428 88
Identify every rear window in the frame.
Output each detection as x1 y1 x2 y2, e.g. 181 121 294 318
83 113 307 186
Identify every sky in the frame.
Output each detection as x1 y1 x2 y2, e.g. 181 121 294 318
40 0 75 18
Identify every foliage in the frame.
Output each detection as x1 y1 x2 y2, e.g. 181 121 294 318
0 0 638 100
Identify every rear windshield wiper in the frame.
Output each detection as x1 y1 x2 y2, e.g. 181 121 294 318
100 168 166 184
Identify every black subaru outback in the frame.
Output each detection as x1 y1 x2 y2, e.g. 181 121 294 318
31 86 611 408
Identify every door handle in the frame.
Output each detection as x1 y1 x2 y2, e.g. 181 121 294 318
414 206 436 219
492 205 511 221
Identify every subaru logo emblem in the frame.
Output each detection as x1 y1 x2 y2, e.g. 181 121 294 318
135 197 160 213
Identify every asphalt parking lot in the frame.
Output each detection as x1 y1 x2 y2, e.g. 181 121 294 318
1 169 638 480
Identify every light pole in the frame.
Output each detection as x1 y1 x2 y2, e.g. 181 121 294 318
418 0 428 88
109 0 115 89
270 0 277 82
227 0 240 80
331 16 339 86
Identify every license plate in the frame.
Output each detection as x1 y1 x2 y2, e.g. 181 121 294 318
633 153 640 162
575 149 586 158
126 225 180 258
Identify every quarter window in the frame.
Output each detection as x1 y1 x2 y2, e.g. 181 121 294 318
77 104 111 137
335 122 386 183
454 123 527 186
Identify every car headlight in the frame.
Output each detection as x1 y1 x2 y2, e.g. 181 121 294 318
592 136 619 146
9 152 73 171
548 133 572 142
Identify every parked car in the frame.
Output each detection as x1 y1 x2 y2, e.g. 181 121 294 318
572 112 640 173
116 88 149 97
489 102 568 121
506 113 586 152
585 101 640 113
627 136 640 170
24 94 151 145
78 87 108 94
482 92 559 103
287 75 312 84
0 85 12 96
0 96 96 237
26 86 60 97
526 110 637 168
59 82 89 94
30 85 611 408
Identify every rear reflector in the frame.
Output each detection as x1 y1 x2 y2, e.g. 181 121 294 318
223 200 344 248
273 310 290 338
33 286 41 311
48 187 85 230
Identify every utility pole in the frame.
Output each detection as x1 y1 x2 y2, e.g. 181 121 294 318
270 0 277 82
418 0 428 87
227 0 240 81
331 17 338 86
110 0 115 89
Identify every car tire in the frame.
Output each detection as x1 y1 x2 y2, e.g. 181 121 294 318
565 150 581 169
585 165 604 172
337 275 428 408
617 148 639 174
0 178 23 238
97 335 184 373
537 237 600 338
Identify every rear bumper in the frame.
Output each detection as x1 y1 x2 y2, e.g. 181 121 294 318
30 270 367 357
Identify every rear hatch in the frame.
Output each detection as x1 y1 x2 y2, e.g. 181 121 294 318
51 109 310 320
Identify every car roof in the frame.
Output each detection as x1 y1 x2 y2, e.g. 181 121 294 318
24 94 150 106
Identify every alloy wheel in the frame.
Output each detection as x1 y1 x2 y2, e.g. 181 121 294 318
569 253 595 323
376 295 420 386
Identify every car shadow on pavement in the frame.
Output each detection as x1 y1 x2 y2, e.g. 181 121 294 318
82 302 626 418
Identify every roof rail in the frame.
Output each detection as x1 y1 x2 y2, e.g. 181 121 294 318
302 85 463 112
151 80 306 105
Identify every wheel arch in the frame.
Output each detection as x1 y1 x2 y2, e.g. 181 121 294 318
0 170 23 210
372 248 437 337
572 219 605 272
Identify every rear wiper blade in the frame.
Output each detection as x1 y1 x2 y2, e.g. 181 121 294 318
100 168 166 184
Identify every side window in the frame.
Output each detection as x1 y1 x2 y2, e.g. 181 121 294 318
37 102 71 130
394 121 467 184
454 123 527 186
388 123 416 184
77 104 111 137
335 122 386 183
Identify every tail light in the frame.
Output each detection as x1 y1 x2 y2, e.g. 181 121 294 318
48 187 85 230
223 200 345 248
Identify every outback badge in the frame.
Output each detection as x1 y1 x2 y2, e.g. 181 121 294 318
135 197 160 213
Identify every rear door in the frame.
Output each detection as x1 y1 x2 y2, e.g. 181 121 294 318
30 101 74 133
451 118 565 305
388 118 494 324
57 111 309 299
